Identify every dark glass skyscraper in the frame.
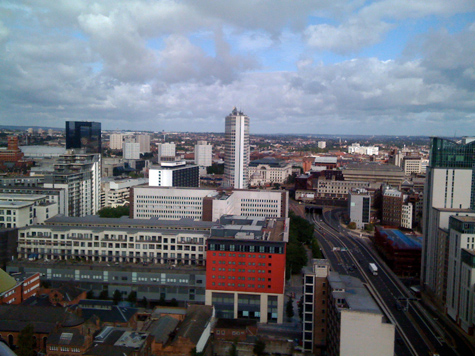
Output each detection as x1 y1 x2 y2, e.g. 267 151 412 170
65 121 101 153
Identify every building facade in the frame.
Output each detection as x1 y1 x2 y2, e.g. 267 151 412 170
205 216 288 324
123 142 141 160
224 108 250 189
194 141 213 167
348 188 371 229
131 187 288 221
109 134 124 150
149 161 199 188
101 178 148 208
137 134 151 153
422 137 475 306
248 158 292 187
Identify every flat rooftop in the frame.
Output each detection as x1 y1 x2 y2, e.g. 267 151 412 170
378 228 422 249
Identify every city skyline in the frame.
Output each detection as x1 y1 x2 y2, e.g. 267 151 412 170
0 1 474 136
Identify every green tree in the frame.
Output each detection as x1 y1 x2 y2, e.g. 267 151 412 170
364 223 374 232
113 289 122 305
286 242 307 278
286 297 294 320
311 238 323 258
141 296 148 308
228 342 238 356
86 290 95 299
17 324 35 356
253 338 266 356
97 206 130 218
99 290 109 300
348 222 357 229
127 291 137 305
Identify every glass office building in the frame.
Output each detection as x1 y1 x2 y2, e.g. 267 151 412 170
66 121 101 153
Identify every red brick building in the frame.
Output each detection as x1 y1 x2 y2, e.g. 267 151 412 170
205 215 288 323
0 269 40 305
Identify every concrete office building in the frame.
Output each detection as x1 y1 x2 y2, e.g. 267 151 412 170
205 215 289 324
194 141 213 167
101 177 147 208
149 161 199 188
123 142 141 160
402 157 423 175
109 134 124 150
422 137 475 306
224 107 250 189
303 260 394 355
348 188 371 229
342 163 405 188
65 121 101 154
137 134 151 153
326 273 394 356
131 187 288 221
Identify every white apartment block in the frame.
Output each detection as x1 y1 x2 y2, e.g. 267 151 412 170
137 134 151 153
17 216 211 265
131 187 288 221
0 194 58 228
101 178 148 208
248 158 292 187
194 141 213 167
317 141 326 149
224 107 250 189
157 143 176 161
44 153 101 217
401 203 413 229
123 142 141 160
348 143 379 155
109 134 124 150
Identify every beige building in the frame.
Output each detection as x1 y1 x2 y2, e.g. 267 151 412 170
248 158 292 187
101 177 148 208
0 194 58 229
402 157 423 175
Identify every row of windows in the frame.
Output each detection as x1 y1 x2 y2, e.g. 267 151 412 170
210 244 283 254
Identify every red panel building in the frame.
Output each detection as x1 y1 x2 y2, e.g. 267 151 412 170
0 270 40 305
205 216 288 323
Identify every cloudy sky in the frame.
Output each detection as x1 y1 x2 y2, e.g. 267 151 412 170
1 1 474 135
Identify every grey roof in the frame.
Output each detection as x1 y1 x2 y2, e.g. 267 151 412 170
0 305 84 333
45 215 214 230
48 328 85 347
173 305 213 345
78 301 138 324
343 162 404 172
148 316 179 344
54 284 86 301
328 272 381 314
249 157 289 168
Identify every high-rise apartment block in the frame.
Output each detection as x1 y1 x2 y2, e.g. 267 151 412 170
205 215 288 323
109 133 124 150
194 141 212 167
137 134 151 153
224 108 250 189
65 121 101 154
157 143 176 161
317 141 326 149
43 153 101 217
123 142 141 160
422 137 475 309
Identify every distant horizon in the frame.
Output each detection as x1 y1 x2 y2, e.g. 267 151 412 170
1 2 474 136
1 124 466 140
